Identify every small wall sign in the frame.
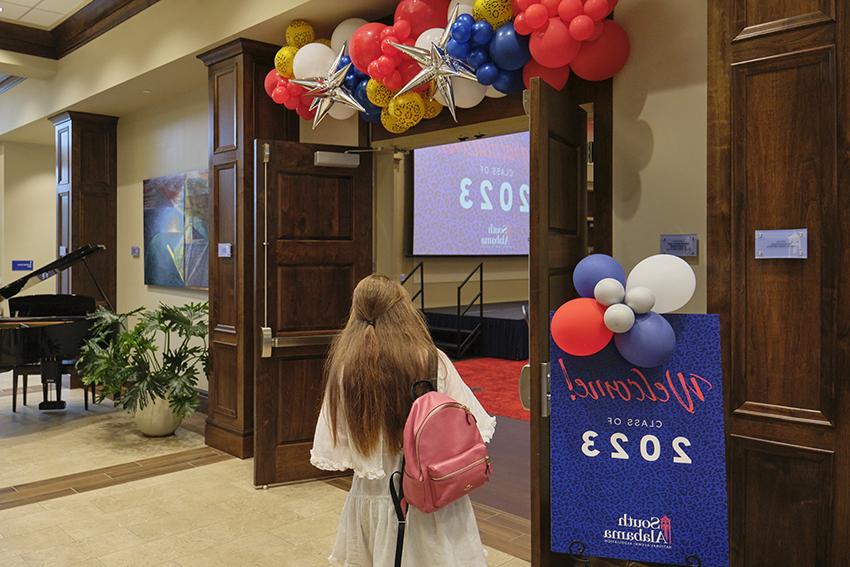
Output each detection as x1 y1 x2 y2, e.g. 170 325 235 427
660 234 698 257
755 229 807 259
12 260 33 271
217 243 233 258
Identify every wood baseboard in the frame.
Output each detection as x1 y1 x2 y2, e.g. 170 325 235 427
205 420 253 459
196 388 209 415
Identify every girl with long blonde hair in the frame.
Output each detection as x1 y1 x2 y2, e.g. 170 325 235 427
312 275 496 566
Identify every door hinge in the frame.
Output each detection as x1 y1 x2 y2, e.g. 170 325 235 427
262 142 270 164
542 362 551 418
586 141 594 164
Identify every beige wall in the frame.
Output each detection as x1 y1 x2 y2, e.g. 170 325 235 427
116 86 209 388
1 142 55 297
612 0 707 313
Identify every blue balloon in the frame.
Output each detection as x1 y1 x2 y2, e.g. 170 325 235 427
476 63 499 86
362 105 382 123
344 73 359 92
446 38 470 60
457 13 475 27
466 47 490 70
489 23 531 71
451 19 473 43
471 20 494 46
573 254 626 298
354 79 370 107
492 69 523 94
614 313 677 368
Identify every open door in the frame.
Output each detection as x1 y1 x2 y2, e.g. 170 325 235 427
253 140 373 486
528 77 587 566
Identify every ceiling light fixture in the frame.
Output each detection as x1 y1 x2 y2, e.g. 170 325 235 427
142 89 152 94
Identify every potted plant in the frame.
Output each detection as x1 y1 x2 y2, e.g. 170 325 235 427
76 302 209 436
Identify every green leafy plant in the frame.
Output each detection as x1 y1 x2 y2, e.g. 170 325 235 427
76 302 209 419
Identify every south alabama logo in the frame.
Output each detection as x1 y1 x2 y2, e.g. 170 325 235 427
604 514 672 548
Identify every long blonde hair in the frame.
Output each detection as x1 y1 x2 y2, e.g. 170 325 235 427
325 274 437 455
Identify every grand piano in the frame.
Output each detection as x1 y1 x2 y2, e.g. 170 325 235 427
0 244 110 410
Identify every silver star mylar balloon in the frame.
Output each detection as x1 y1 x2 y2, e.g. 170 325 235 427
389 5 478 122
290 42 366 129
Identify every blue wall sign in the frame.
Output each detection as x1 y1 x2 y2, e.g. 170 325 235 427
660 234 698 257
755 228 807 259
11 260 33 271
550 314 729 566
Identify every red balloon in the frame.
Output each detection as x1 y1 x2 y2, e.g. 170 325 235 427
584 0 611 20
282 92 299 110
394 19 412 40
609 0 619 10
523 60 570 90
569 14 595 41
514 12 532 35
350 23 388 74
384 70 403 91
551 298 613 356
525 4 549 29
571 20 630 81
517 0 535 10
541 0 560 16
264 69 281 98
530 17 581 68
557 0 583 22
271 85 288 105
395 0 448 39
589 21 604 40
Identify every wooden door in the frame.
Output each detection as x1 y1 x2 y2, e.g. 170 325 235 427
709 1 850 565
528 77 587 566
253 140 373 486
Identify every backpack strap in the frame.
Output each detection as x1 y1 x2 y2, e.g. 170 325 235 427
389 464 406 567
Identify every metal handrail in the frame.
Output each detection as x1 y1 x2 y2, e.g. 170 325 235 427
401 262 425 312
456 263 484 356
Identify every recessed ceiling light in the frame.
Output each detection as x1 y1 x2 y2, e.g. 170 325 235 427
142 89 152 94
0 7 4 12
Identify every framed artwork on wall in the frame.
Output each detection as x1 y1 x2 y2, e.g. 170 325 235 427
143 170 209 290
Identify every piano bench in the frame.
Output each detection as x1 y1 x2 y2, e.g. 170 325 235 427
11 364 95 412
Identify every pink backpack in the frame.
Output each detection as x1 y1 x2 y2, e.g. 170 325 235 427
390 380 492 565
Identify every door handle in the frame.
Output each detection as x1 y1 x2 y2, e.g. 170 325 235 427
260 329 338 358
518 362 550 416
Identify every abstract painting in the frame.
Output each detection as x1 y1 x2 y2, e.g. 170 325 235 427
143 170 209 289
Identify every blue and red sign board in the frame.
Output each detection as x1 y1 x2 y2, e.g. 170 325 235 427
550 314 729 566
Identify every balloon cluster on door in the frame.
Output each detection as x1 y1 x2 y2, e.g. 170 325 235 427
551 254 697 368
262 0 630 134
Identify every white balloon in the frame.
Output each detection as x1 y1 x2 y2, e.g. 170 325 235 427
434 77 487 108
415 28 445 50
293 43 335 79
604 304 636 334
594 278 626 307
328 104 357 120
331 18 368 53
485 85 506 98
626 254 696 313
625 286 656 314
447 0 474 19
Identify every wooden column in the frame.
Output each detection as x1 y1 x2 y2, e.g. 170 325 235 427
198 39 298 458
48 111 118 308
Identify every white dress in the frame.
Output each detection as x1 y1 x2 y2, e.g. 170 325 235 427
311 349 497 567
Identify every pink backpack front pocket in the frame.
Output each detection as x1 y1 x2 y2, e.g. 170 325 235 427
427 443 491 509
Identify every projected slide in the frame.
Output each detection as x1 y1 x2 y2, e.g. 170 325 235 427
413 132 530 256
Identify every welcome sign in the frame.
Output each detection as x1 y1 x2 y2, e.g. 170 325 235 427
550 314 729 566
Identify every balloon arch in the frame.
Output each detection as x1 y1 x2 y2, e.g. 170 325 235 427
264 0 630 134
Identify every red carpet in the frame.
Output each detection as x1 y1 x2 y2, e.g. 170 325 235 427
454 358 530 421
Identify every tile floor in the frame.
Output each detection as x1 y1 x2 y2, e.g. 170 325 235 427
0 458 529 566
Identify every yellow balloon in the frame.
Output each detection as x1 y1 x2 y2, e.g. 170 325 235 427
286 20 315 48
472 0 513 28
366 79 395 108
381 108 409 134
423 97 443 119
386 92 426 131
316 38 332 47
274 45 299 79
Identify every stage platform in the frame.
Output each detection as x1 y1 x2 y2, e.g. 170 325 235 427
425 301 528 360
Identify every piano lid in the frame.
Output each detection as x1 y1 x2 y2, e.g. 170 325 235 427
0 244 105 301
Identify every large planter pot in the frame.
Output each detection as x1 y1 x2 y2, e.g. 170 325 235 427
134 396 183 437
